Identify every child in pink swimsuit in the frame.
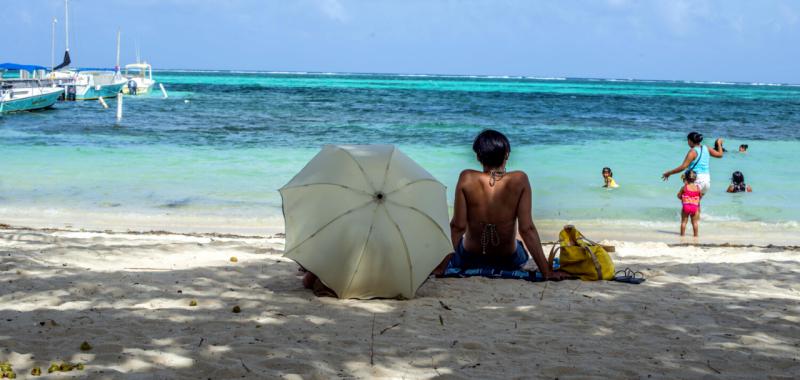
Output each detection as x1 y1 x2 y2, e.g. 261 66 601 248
678 170 703 237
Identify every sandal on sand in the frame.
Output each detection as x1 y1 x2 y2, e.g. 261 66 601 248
613 268 646 284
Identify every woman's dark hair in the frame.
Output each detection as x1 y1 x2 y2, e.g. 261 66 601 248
687 132 704 145
732 171 745 184
602 167 613 177
714 140 727 153
473 129 510 168
739 144 748 151
684 169 697 183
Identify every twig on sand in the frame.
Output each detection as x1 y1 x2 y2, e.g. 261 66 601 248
198 337 205 347
370 314 376 366
539 282 549 301
380 323 401 335
707 360 721 374
240 358 251 373
439 315 444 325
571 282 582 294
438 300 452 310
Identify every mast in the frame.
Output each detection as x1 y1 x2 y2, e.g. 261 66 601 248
53 0 72 71
115 29 121 73
64 0 69 52
51 18 58 70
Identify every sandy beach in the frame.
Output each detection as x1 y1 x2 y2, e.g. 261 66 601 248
1 224 798 379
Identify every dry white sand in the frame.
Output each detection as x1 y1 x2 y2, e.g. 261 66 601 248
1 225 799 379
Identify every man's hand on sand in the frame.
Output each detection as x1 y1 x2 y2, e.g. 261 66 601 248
431 253 454 277
546 270 573 281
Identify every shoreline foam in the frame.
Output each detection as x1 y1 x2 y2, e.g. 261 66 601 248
3 209 799 246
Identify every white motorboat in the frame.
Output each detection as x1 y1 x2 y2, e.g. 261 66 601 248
122 62 155 95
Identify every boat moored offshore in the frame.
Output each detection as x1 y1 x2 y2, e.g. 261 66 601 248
122 62 155 95
53 69 126 101
0 63 64 114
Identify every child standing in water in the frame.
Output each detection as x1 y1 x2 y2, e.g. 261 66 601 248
678 170 702 237
602 167 619 188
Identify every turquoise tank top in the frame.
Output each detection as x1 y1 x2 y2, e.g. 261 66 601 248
689 145 709 174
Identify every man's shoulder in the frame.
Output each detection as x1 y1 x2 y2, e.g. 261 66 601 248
458 169 481 179
506 170 530 182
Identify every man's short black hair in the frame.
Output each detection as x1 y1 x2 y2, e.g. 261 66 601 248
472 129 510 168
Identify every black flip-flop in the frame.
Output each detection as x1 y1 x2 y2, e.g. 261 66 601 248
613 268 646 284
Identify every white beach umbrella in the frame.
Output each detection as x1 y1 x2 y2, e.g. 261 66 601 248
280 145 451 299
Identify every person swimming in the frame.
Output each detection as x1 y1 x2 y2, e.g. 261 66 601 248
602 167 619 188
739 144 749 153
726 171 752 193
678 170 703 237
714 139 727 153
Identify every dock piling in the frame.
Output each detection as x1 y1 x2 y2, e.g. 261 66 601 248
116 92 123 122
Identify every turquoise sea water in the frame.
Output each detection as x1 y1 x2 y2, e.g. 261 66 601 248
1 72 799 233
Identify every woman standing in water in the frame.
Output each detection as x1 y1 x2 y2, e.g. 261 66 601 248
662 132 725 193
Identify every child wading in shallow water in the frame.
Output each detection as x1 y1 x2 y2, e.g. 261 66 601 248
602 167 619 188
678 170 703 237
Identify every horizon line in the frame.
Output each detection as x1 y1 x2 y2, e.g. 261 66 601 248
147 68 800 86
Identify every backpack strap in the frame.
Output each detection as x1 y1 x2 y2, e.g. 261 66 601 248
583 246 603 280
577 234 603 280
548 244 559 272
689 145 704 172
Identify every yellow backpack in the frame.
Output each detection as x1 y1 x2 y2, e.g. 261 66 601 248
548 225 615 281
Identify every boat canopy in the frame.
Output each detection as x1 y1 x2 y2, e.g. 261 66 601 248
125 63 151 70
0 63 48 72
77 67 117 72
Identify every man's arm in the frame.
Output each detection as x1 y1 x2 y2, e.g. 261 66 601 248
708 138 725 158
662 149 696 180
449 171 468 250
433 171 469 277
516 173 564 280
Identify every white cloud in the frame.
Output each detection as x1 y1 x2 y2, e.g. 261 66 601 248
655 0 711 36
316 0 349 23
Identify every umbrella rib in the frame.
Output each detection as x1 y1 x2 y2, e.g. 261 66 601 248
342 204 380 296
377 146 396 192
383 205 414 297
283 200 374 256
385 199 449 242
385 178 444 196
339 147 377 193
279 182 373 197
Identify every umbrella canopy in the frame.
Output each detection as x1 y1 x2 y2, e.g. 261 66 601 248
280 145 452 299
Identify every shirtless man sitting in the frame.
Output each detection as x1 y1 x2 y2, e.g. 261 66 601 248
434 129 569 280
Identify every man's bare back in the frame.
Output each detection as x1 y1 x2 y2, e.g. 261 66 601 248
456 169 525 256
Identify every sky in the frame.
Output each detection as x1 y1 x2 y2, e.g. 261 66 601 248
3 0 800 83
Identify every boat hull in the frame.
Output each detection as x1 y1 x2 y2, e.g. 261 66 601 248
121 85 151 95
121 78 155 95
1 87 63 113
69 82 126 101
